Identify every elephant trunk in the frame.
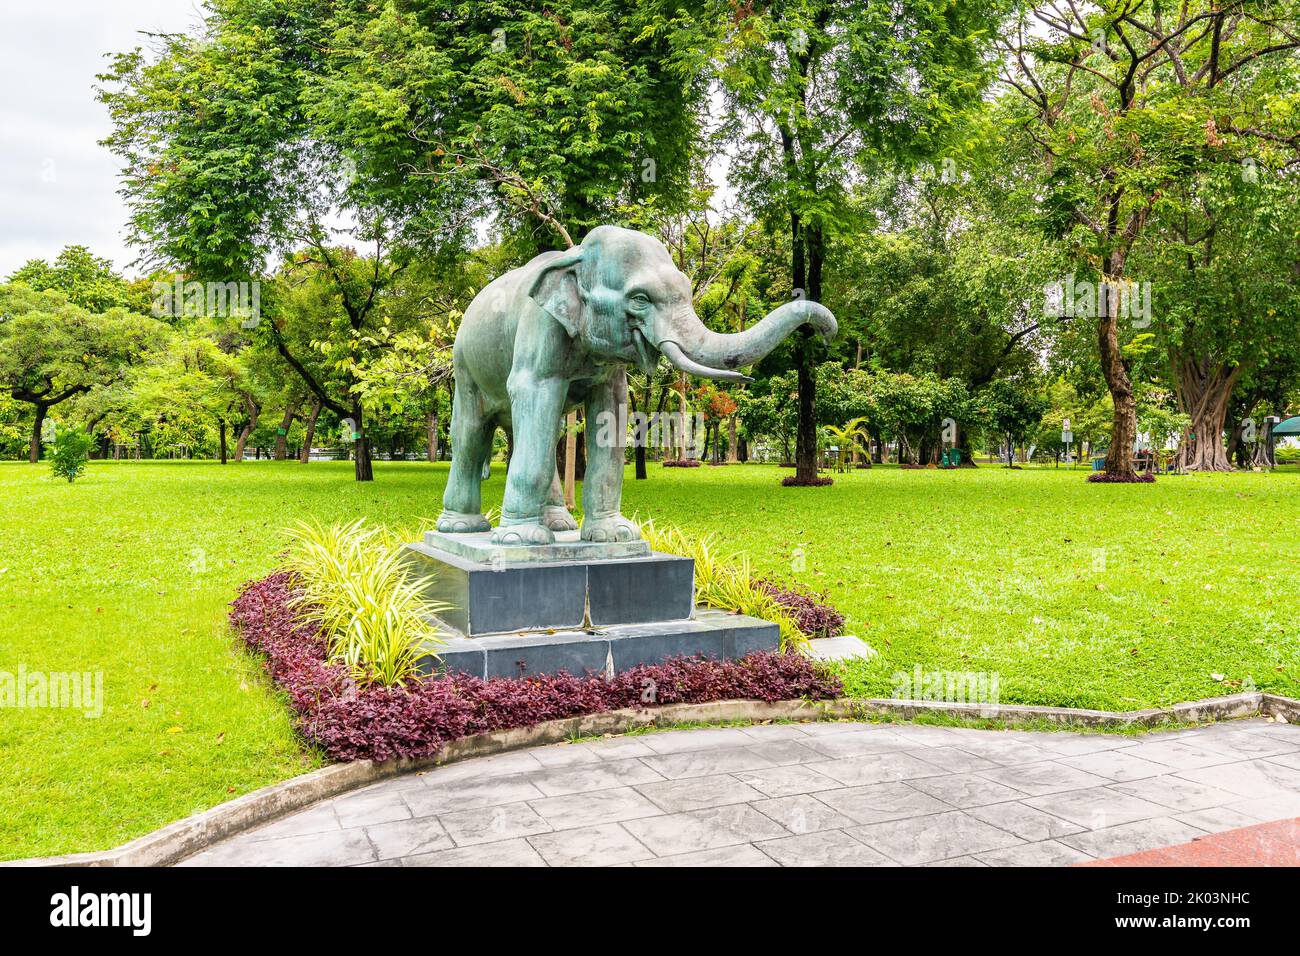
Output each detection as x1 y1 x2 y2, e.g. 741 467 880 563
657 300 838 380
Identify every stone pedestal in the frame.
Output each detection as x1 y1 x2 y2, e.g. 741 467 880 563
402 530 779 679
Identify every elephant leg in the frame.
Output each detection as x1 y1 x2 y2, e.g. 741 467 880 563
491 373 566 546
581 370 639 542
437 377 493 533
542 464 578 532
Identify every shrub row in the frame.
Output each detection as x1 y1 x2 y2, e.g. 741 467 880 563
231 572 842 762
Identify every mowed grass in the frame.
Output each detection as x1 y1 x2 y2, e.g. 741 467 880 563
1 458 1299 859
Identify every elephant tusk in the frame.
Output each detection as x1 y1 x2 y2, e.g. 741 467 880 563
659 340 754 384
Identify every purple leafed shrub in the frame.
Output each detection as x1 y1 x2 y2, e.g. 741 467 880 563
1086 471 1156 483
230 572 841 762
662 458 702 467
757 579 846 638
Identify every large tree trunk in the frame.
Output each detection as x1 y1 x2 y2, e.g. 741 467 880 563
29 403 48 463
1097 293 1137 478
353 405 373 481
273 404 295 460
427 407 440 463
299 400 321 463
1174 359 1241 472
218 419 228 464
234 397 259 462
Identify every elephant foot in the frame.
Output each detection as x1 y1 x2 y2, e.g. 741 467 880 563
491 522 556 546
436 510 491 534
541 506 579 532
581 515 641 543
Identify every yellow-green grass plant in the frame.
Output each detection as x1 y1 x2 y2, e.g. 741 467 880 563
282 518 446 687
639 518 805 649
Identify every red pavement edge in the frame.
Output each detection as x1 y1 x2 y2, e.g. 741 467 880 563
1077 816 1300 867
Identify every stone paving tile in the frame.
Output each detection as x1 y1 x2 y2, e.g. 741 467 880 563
1023 786 1173 829
810 752 948 787
245 804 340 842
580 737 657 760
528 786 664 830
848 810 1024 865
438 802 552 847
639 746 775 780
918 856 989 867
1225 792 1300 822
416 750 545 784
1035 733 1136 757
1109 776 1239 813
622 804 788 856
639 727 754 754
947 738 1058 767
756 829 892 866
402 775 546 817
1175 758 1300 798
333 789 413 829
1265 750 1300 771
636 844 780 867
1174 806 1261 834
980 760 1112 797
1114 739 1234 771
364 817 454 860
733 763 842 798
815 781 951 825
635 774 765 813
746 739 827 766
529 758 665 796
527 824 653 867
797 721 883 736
975 840 1094 867
751 794 857 834
964 802 1086 842
906 772 1024 809
1056 750 1174 782
736 723 810 742
403 837 547 867
1060 818 1207 859
531 744 603 768
1194 729 1300 759
902 747 999 774
182 829 375 867
800 729 918 759
879 724 974 747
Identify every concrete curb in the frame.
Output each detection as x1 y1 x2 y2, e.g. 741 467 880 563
6 690 1294 868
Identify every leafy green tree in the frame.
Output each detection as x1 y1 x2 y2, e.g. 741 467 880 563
8 245 150 314
48 426 95 482
1000 0 1300 476
974 378 1049 465
715 0 1006 482
0 285 163 462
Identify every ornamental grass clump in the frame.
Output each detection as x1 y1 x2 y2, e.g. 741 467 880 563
640 519 808 649
281 519 444 687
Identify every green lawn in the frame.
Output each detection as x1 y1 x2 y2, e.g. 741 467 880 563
2 458 1298 860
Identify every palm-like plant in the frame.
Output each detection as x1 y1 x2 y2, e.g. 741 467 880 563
282 519 446 687
823 417 872 472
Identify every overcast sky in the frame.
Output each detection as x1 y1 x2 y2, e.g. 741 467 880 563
0 1 206 279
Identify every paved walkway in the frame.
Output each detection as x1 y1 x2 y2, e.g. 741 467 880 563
179 717 1300 867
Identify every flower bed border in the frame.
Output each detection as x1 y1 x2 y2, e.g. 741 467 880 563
6 690 1296 869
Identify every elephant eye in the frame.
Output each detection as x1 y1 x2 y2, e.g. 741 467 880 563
629 292 652 307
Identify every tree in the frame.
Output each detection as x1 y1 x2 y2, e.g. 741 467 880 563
715 0 1005 483
975 378 1049 465
0 285 162 462
8 245 150 314
1000 0 1300 476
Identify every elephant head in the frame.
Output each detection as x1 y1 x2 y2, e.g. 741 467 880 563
528 225 837 382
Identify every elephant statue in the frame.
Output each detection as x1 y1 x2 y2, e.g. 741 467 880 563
436 225 837 546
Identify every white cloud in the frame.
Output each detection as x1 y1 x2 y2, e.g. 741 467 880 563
0 1 204 279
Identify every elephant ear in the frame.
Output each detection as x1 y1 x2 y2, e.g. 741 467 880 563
527 247 586 338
